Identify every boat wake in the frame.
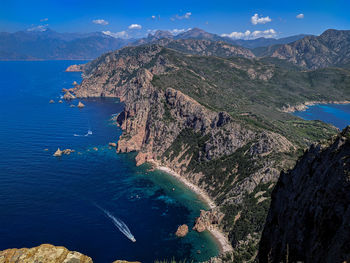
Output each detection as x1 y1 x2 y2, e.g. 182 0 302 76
95 204 136 242
74 130 92 137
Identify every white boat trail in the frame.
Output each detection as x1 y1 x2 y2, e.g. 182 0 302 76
95 204 136 242
74 130 92 137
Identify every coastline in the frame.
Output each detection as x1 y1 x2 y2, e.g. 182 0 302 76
281 100 350 113
149 160 233 254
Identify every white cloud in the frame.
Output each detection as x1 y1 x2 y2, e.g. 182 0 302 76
40 18 48 22
102 30 129 39
128 24 142 29
171 12 192 21
170 28 191 35
251 13 272 25
27 24 48 32
221 29 277 40
296 13 304 19
93 19 109 25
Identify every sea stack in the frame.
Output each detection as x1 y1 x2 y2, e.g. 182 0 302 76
63 90 76 100
77 101 85 108
175 224 189 237
49 99 55 103
65 64 84 72
53 148 63 157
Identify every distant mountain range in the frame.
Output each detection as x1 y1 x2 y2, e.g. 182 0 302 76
0 29 129 60
0 27 312 60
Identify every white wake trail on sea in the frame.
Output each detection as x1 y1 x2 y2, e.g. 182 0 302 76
73 130 92 137
95 204 136 242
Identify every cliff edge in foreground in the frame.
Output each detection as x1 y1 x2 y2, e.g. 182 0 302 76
0 244 92 263
259 127 350 263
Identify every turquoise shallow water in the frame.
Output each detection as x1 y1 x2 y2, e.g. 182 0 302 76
294 104 350 129
0 61 219 262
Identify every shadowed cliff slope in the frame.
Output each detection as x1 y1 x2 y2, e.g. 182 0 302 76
259 127 350 263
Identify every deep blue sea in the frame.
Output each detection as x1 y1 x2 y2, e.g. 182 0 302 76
294 104 350 130
0 61 219 263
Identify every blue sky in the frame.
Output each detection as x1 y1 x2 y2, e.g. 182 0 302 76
1 0 349 39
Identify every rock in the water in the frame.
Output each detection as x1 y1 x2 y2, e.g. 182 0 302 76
58 100 63 103
53 148 62 157
49 99 55 103
70 104 75 107
0 244 92 263
93 147 98 151
112 261 141 263
109 142 117 147
73 81 78 85
63 91 76 100
77 101 85 108
65 64 84 72
175 224 189 237
62 149 75 155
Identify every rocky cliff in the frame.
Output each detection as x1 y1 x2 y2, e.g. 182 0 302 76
271 29 350 69
71 42 341 261
0 244 92 263
259 127 350 263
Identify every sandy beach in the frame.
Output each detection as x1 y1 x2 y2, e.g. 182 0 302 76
150 160 233 254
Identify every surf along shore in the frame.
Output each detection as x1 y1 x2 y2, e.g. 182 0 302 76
149 159 233 254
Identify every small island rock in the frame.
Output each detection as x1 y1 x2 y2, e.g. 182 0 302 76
49 99 55 104
65 64 84 72
175 224 189 237
109 142 117 147
63 91 76 100
53 148 63 157
77 101 85 108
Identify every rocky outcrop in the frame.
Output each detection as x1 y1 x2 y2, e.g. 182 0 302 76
65 64 84 72
62 88 76 100
109 142 117 147
259 127 350 263
193 210 225 232
175 224 189 237
77 101 85 108
53 148 63 157
0 244 92 263
53 148 75 156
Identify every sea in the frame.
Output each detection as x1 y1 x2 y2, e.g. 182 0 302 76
294 103 350 130
0 61 220 263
